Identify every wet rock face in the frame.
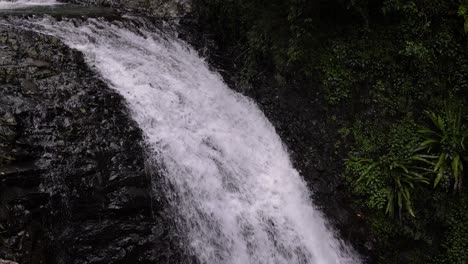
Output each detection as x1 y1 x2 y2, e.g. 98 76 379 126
181 30 374 261
245 85 372 256
63 0 192 18
0 26 179 264
252 86 372 259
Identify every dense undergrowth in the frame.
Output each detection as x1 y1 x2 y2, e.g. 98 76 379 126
194 0 468 263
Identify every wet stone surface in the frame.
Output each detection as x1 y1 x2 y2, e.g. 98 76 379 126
0 25 181 264
61 0 191 18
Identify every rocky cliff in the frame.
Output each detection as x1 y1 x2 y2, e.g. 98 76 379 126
0 23 181 264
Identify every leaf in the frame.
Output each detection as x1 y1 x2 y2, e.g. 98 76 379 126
428 112 439 128
456 107 462 131
459 5 468 16
397 191 403 210
434 167 445 188
412 154 438 160
409 165 434 172
403 188 415 217
395 163 409 174
385 189 394 216
356 158 373 163
395 173 403 188
452 154 460 184
434 153 447 172
402 178 415 188
406 172 429 183
465 19 468 34
437 116 446 133
356 162 378 184
407 205 415 217
421 139 438 147
418 128 440 136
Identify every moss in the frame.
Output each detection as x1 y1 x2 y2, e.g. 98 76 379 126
433 196 468 264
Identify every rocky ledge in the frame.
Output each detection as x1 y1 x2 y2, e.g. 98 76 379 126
62 0 192 18
0 24 180 264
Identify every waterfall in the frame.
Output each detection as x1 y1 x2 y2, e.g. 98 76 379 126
2 15 361 264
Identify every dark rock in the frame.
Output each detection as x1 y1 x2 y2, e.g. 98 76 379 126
246 77 374 261
20 79 38 95
61 0 192 18
0 24 181 264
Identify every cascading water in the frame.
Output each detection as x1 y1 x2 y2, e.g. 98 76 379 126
2 12 361 264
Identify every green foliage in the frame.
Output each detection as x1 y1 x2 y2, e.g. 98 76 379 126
197 0 367 85
346 115 467 261
346 120 431 216
432 196 468 264
350 154 432 217
321 60 353 105
419 108 468 191
368 213 399 244
399 41 432 64
346 158 389 210
458 3 468 33
198 0 468 262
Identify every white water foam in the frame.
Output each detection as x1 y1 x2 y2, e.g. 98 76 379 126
0 0 61 9
12 17 361 264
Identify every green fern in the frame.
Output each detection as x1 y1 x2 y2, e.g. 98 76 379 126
419 108 467 191
354 154 432 217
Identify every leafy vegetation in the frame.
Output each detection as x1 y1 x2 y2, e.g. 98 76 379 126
345 110 467 263
350 154 432 217
459 3 468 33
196 0 468 262
347 107 467 219
435 196 468 264
419 108 467 191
